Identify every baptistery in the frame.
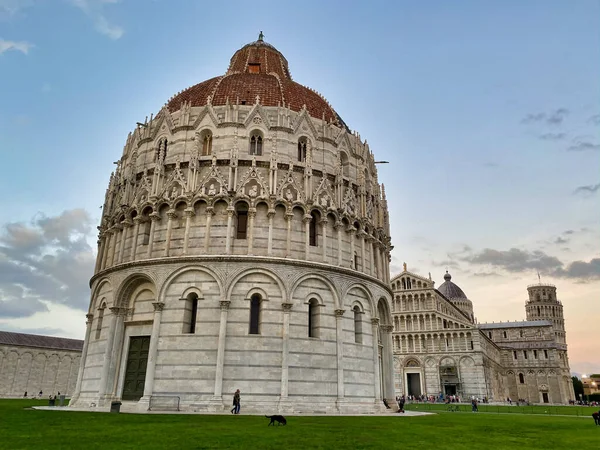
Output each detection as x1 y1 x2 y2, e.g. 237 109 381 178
70 36 395 413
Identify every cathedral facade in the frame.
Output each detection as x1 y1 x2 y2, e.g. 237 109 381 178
70 37 395 413
390 268 575 404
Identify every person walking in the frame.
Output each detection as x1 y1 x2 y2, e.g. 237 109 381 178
231 389 241 414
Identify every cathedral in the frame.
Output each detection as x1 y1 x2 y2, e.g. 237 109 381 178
70 36 395 413
391 266 574 404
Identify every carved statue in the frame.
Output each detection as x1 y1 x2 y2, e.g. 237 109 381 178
286 188 294 202
248 184 258 198
320 194 329 208
171 186 179 199
208 183 217 196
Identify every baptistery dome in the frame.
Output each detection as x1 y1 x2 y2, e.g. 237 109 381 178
167 38 346 128
71 36 395 415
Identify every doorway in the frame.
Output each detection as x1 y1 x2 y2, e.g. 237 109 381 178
407 373 422 396
122 336 150 401
444 384 457 396
542 392 549 403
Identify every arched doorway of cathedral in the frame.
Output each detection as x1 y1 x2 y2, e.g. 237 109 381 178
112 274 156 403
403 358 423 397
439 357 459 397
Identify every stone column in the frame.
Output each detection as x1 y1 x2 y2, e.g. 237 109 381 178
371 318 381 400
70 313 94 406
130 217 142 261
108 228 118 267
163 209 177 257
280 302 293 400
118 221 131 264
320 218 328 263
95 238 105 273
225 207 234 255
348 227 356 269
107 307 127 398
97 307 119 405
213 300 230 399
381 325 395 401
303 214 312 260
203 207 214 254
141 302 165 402
360 231 366 274
247 209 256 255
369 239 376 277
182 208 195 255
267 209 275 256
101 231 112 270
335 309 345 399
285 212 293 257
335 221 343 266
146 212 160 258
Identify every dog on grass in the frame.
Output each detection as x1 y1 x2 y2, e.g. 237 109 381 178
265 415 287 426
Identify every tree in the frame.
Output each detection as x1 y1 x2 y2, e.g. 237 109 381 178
572 376 584 399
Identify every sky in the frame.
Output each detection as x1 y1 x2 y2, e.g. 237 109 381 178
0 0 598 375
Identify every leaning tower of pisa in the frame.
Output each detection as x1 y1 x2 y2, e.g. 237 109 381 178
526 283 565 344
70 36 395 413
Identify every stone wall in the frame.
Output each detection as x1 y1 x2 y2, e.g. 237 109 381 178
0 345 80 398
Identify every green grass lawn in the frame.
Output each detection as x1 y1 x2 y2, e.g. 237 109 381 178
0 399 598 450
404 402 597 416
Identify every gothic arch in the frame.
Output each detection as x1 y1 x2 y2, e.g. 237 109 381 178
89 278 113 312
227 267 287 303
115 273 156 308
290 273 339 309
159 265 224 302
343 283 374 312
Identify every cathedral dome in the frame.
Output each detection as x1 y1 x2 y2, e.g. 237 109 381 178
437 271 468 300
166 37 347 128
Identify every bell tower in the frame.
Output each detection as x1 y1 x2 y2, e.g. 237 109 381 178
525 283 565 344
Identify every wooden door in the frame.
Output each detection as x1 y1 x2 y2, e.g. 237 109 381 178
122 336 150 401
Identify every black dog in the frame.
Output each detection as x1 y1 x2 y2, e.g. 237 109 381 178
266 415 287 426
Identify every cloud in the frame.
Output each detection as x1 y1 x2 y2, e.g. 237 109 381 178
461 247 563 273
459 246 600 281
554 259 600 280
482 162 499 168
568 141 600 152
539 132 566 141
573 183 600 195
521 108 568 126
0 209 96 320
0 0 33 18
588 114 600 125
0 38 33 54
554 237 569 244
69 0 123 40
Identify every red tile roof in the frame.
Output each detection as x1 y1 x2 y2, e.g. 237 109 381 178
0 331 83 352
166 40 344 127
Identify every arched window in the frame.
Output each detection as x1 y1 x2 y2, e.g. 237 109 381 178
156 137 168 162
519 330 523 338
298 138 308 162
95 304 105 340
407 278 412 289
488 332 492 339
537 306 540 316
519 373 525 384
353 305 362 343
249 294 261 334
503 331 507 339
184 293 199 334
402 279 406 290
354 252 359 270
308 298 320 338
249 132 263 156
340 152 349 177
201 131 212 156
309 211 318 246
236 203 248 239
